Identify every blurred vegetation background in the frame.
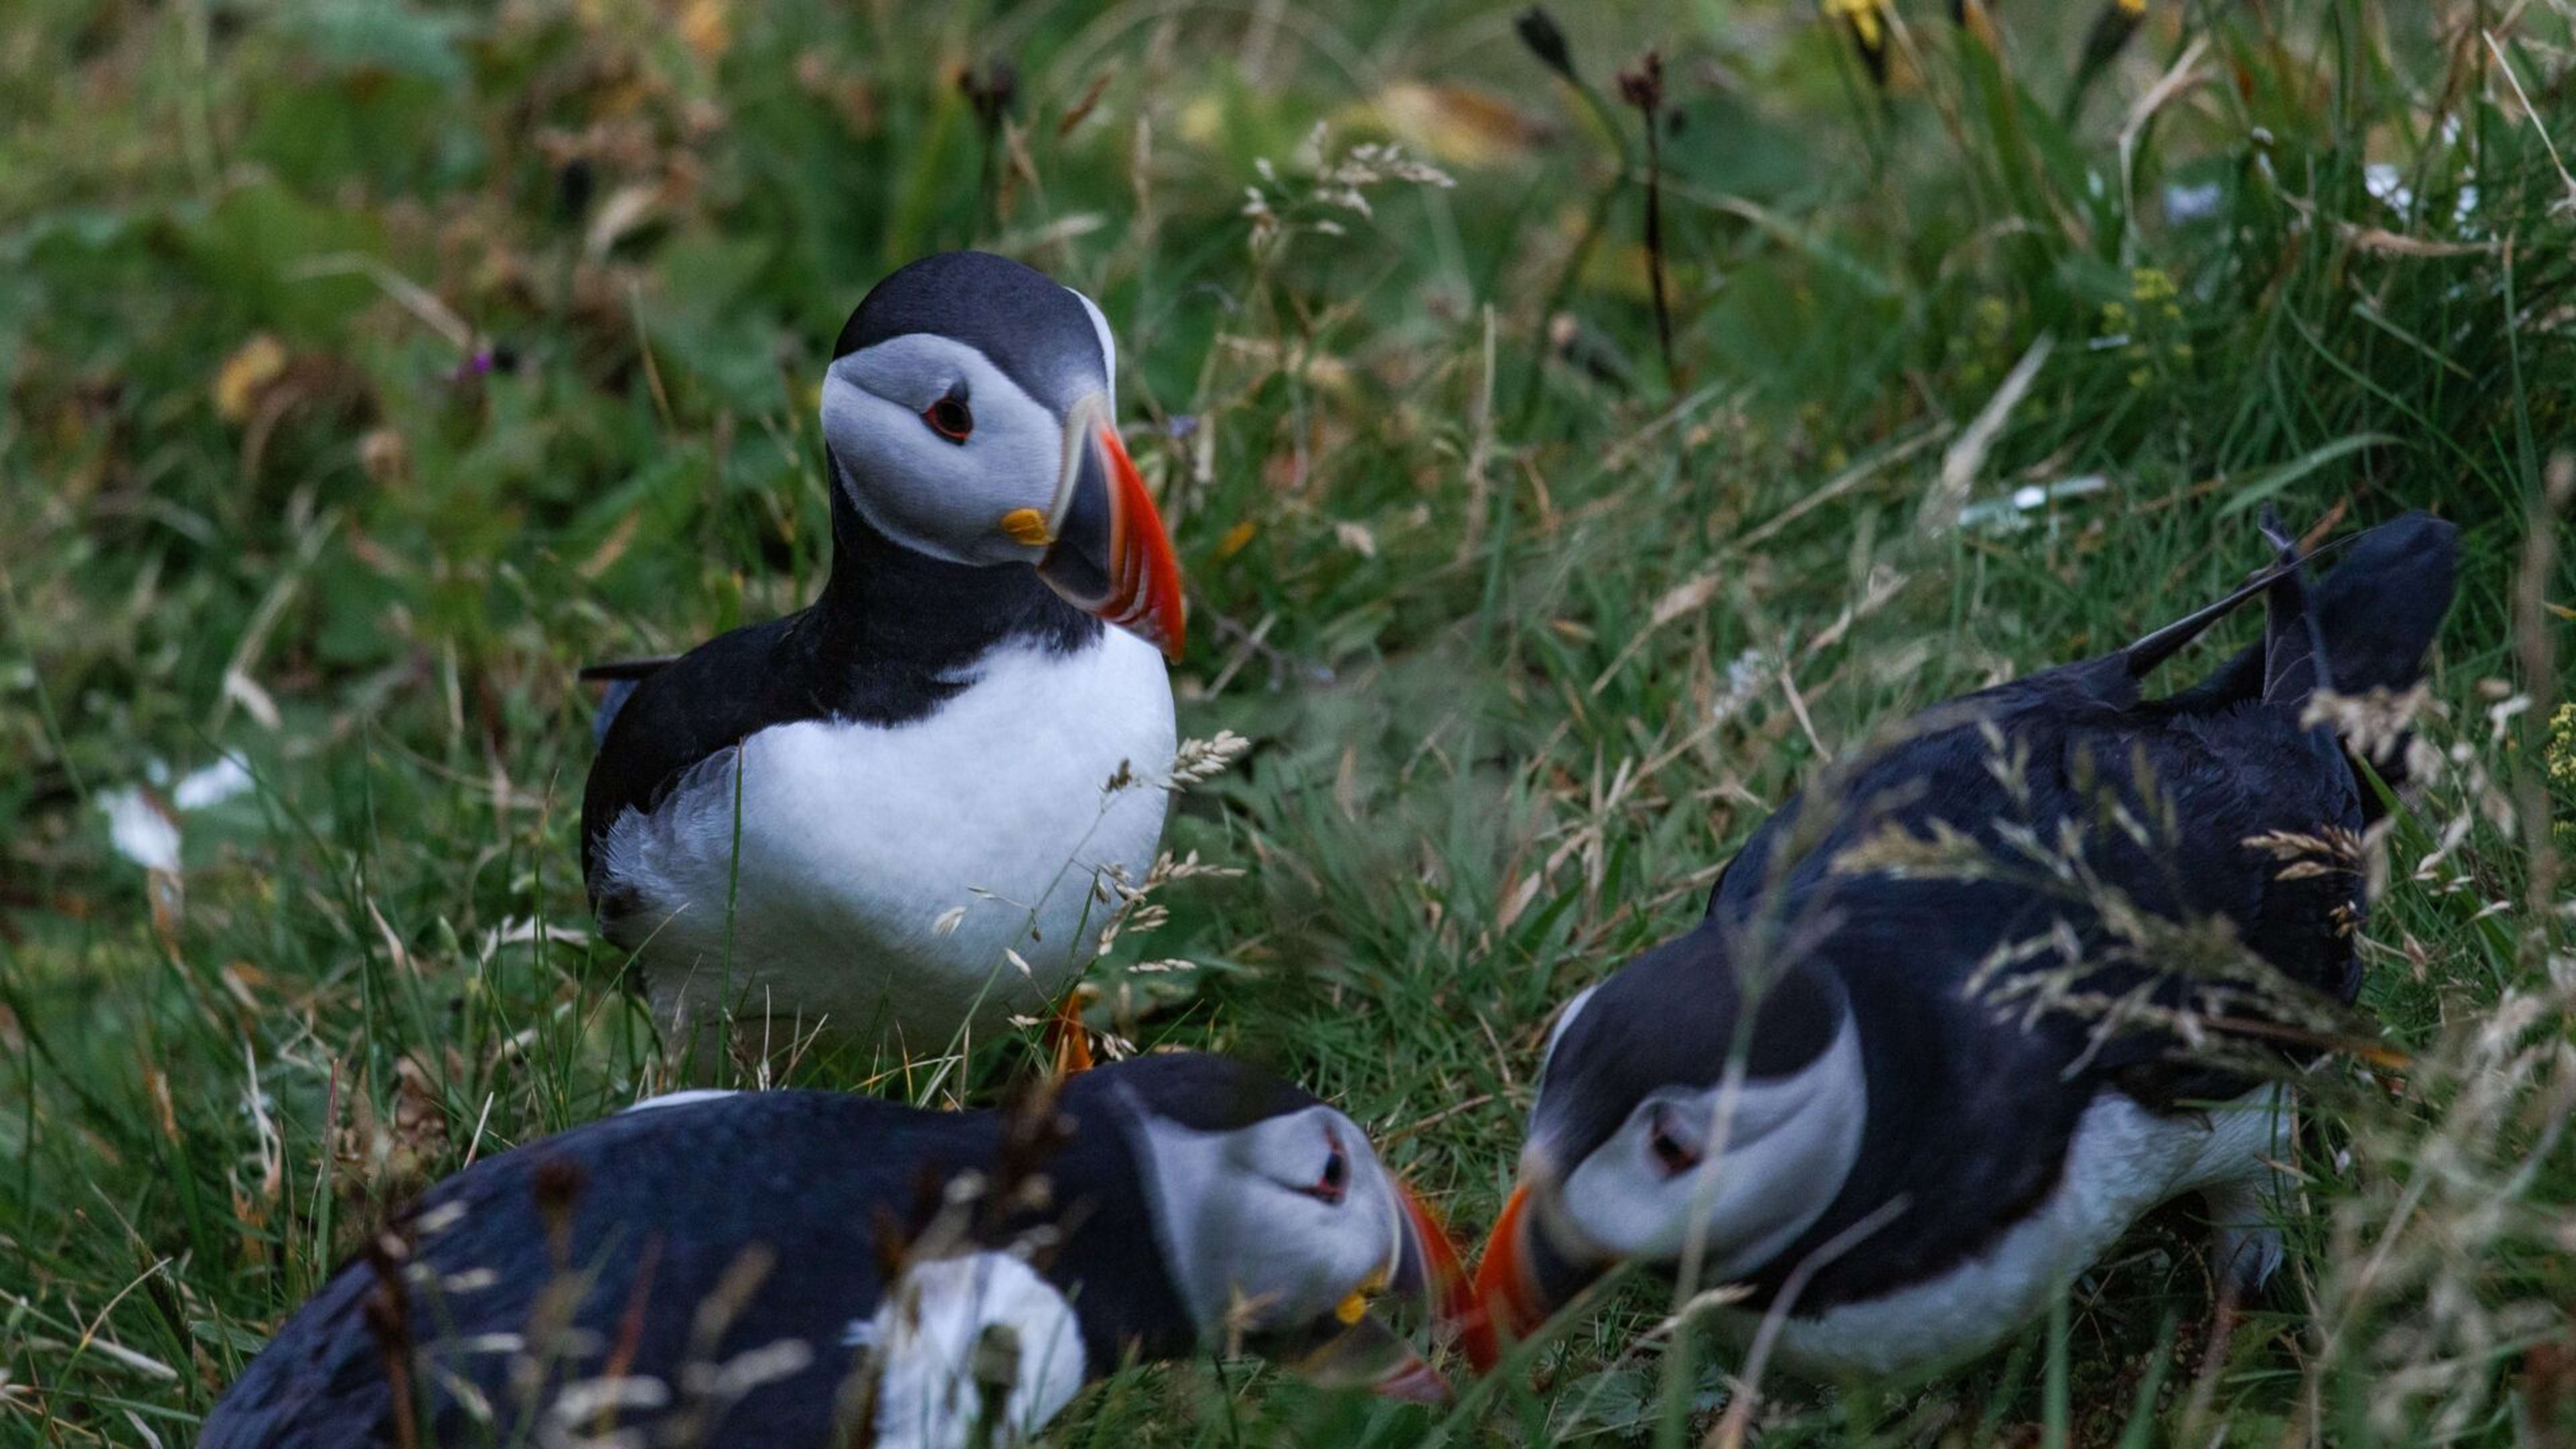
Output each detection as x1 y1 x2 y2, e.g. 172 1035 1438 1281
4 0 2574 1443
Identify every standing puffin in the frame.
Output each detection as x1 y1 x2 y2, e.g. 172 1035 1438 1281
201 1054 1471 1447
582 252 1185 1059
1466 511 2457 1379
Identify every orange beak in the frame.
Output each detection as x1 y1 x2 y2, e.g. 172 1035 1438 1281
1398 1181 1479 1343
1282 1179 1474 1405
1360 1332 1452 1405
1036 416 1186 660
1462 1177 1607 1374
1462 1183 1538 1373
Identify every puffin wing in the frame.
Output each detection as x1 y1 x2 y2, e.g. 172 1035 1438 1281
201 1091 985 1448
1711 508 2456 925
580 655 680 746
579 614 824 890
579 654 683 683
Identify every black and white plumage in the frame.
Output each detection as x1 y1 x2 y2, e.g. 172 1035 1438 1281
201 1055 1468 1448
1468 511 2458 1379
582 252 1186 1055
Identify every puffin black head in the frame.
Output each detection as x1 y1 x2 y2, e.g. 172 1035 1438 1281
1464 926 1865 1370
1069 1055 1472 1403
822 250 1185 657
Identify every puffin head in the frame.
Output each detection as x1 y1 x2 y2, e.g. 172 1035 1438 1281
821 250 1185 659
1090 1055 1472 1403
1463 927 1866 1371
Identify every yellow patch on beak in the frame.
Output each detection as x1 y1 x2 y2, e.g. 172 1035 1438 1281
1000 507 1054 547
1334 1265 1392 1326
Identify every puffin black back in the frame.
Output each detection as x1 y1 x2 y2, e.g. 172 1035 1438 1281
1086 1049 1323 1133
201 1071 1202 1448
201 1092 991 1447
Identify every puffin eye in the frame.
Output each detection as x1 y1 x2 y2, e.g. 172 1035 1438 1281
1305 1130 1350 1205
923 390 973 443
1646 1103 1701 1178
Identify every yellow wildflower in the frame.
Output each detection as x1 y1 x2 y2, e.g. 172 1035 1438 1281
1826 0 1888 50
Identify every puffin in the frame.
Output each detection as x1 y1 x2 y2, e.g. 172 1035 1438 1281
199 1053 1473 1447
581 251 1185 1061
1466 510 2458 1380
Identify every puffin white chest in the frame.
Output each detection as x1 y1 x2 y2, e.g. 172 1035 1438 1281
596 631 1175 1044
1727 1085 2287 1379
850 1252 1087 1449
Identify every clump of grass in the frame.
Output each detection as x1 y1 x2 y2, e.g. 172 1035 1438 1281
3 0 2573 1444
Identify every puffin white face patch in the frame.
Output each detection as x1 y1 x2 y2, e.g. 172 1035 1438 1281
822 336 1071 568
1124 1099 1405 1338
1559 1014 1866 1279
1527 983 1601 1126
1068 286 1116 399
621 1088 739 1114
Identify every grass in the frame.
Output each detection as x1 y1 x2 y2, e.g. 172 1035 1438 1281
4 0 2574 1442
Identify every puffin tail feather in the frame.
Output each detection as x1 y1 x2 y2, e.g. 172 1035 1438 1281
2152 508 2458 809
2255 503 2334 711
591 678 641 747
2118 548 2316 683
580 655 676 747
578 655 680 682
2131 510 2459 702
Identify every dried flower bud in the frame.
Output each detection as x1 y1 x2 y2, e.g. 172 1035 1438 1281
1514 8 1576 82
961 56 1017 128
556 156 595 220
1617 51 1664 113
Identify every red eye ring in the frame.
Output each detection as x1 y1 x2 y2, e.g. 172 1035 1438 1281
924 394 973 443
